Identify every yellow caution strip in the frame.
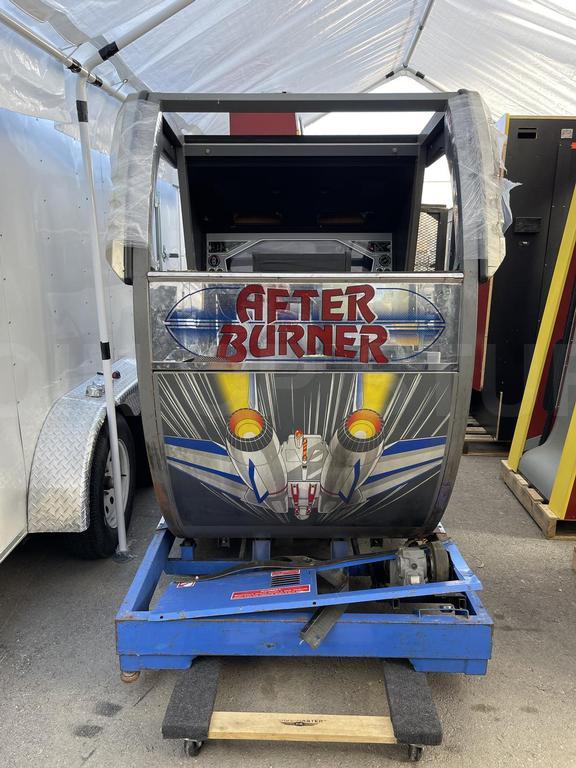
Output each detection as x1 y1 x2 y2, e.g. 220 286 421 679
508 186 576 470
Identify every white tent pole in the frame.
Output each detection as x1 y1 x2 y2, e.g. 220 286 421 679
0 9 123 102
106 0 196 55
76 76 129 555
402 0 436 68
86 0 197 67
74 0 196 556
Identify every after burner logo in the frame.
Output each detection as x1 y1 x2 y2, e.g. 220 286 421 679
164 282 446 364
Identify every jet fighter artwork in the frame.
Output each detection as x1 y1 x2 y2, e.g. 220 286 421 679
164 403 447 522
159 277 452 524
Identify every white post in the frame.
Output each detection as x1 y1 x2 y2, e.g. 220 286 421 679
76 76 129 555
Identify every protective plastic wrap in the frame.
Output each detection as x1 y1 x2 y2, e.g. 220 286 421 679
107 97 161 277
446 92 506 277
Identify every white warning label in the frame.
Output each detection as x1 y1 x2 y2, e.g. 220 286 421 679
231 584 311 600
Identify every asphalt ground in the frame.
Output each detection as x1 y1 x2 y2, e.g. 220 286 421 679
0 455 574 767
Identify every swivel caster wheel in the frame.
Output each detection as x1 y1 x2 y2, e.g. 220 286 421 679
408 744 424 762
120 671 140 683
184 739 204 758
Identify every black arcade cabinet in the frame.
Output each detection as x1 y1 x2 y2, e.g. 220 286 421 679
472 115 576 440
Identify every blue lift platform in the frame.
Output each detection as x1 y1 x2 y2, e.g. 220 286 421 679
116 525 492 761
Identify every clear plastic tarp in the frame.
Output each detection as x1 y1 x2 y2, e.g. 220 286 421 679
0 0 573 279
412 0 576 117
0 1 122 149
2 0 576 131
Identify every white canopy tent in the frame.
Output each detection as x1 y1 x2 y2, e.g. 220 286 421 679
1 0 575 131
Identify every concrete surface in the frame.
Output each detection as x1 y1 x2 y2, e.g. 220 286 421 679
0 456 575 768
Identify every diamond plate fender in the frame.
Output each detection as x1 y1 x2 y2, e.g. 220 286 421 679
28 359 140 533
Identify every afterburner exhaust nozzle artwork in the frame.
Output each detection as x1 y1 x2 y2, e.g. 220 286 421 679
226 408 288 515
319 409 386 515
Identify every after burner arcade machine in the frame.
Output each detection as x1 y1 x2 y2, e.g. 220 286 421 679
110 92 502 759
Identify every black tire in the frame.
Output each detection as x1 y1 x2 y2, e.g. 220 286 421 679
66 413 136 559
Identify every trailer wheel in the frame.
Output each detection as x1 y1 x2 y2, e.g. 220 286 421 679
66 414 136 558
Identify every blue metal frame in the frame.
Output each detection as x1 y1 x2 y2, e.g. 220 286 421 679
116 527 493 675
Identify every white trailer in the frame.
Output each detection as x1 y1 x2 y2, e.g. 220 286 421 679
0 103 184 561
0 1 194 563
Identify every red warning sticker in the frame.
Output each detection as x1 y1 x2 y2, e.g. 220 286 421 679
231 584 311 600
176 580 197 589
271 569 301 577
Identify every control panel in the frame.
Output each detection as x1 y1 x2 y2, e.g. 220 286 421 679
205 234 393 273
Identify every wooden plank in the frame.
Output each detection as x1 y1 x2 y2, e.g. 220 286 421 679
208 711 397 744
500 460 576 540
501 460 554 537
572 546 576 573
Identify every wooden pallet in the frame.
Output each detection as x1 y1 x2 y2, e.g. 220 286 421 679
500 460 576 540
